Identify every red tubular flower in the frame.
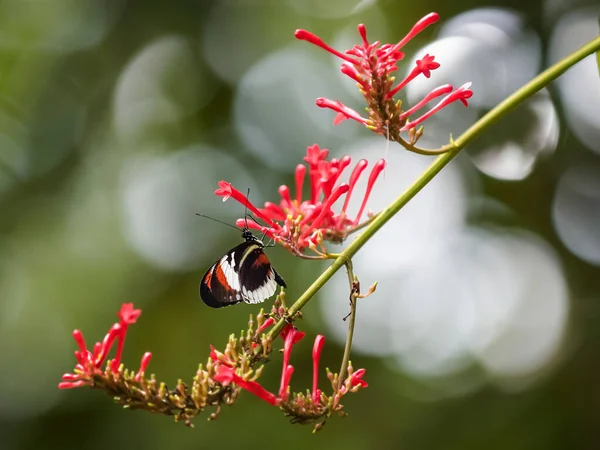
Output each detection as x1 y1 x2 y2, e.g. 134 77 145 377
278 365 295 402
110 303 142 373
315 98 369 125
119 303 142 324
298 184 349 243
220 145 385 254
95 323 120 366
400 82 473 131
72 329 87 354
348 368 368 388
398 84 453 121
294 165 306 204
58 303 146 389
295 13 473 138
135 352 153 382
58 380 86 389
276 324 305 401
257 317 275 334
312 335 325 404
294 29 360 66
355 159 386 224
215 181 276 228
209 345 220 361
340 368 369 395
387 54 441 98
281 324 306 371
214 365 279 406
209 345 235 367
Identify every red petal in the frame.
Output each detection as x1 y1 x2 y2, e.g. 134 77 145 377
118 303 142 325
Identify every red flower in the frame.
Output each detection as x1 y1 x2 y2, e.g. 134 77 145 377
278 365 295 402
348 368 368 388
339 368 368 395
315 98 369 126
135 352 152 382
279 324 306 400
118 303 141 325
280 323 306 345
295 13 473 136
209 345 234 367
213 365 279 406
216 145 385 254
109 303 142 372
312 335 325 404
58 303 151 389
214 181 277 229
257 317 275 334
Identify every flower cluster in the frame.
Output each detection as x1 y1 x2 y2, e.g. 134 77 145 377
212 322 367 429
215 144 385 255
295 13 473 146
59 303 150 389
58 299 367 430
58 301 280 425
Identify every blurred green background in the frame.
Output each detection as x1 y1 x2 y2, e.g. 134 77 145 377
1 0 600 449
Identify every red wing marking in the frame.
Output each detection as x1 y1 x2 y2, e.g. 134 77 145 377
213 263 231 291
252 252 270 268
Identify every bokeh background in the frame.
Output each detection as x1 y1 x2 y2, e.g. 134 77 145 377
1 0 599 449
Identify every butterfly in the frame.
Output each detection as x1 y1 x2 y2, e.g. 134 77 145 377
199 227 287 308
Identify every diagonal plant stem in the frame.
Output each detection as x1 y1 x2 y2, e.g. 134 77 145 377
337 259 358 390
267 34 600 342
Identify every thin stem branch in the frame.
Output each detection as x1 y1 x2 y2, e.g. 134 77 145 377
397 135 451 155
266 33 600 341
346 213 380 234
293 252 331 260
337 259 358 389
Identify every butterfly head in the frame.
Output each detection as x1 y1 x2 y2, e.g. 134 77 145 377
241 227 264 247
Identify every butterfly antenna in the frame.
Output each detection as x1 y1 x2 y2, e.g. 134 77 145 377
195 213 239 230
244 187 250 230
264 236 277 247
245 211 260 224
243 188 275 243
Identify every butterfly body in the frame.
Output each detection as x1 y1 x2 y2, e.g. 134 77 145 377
200 229 286 308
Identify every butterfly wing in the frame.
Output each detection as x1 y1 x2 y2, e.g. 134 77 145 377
238 246 287 305
199 240 286 308
199 241 252 308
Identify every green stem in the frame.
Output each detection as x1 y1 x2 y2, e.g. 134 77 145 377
267 34 600 340
337 260 358 389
